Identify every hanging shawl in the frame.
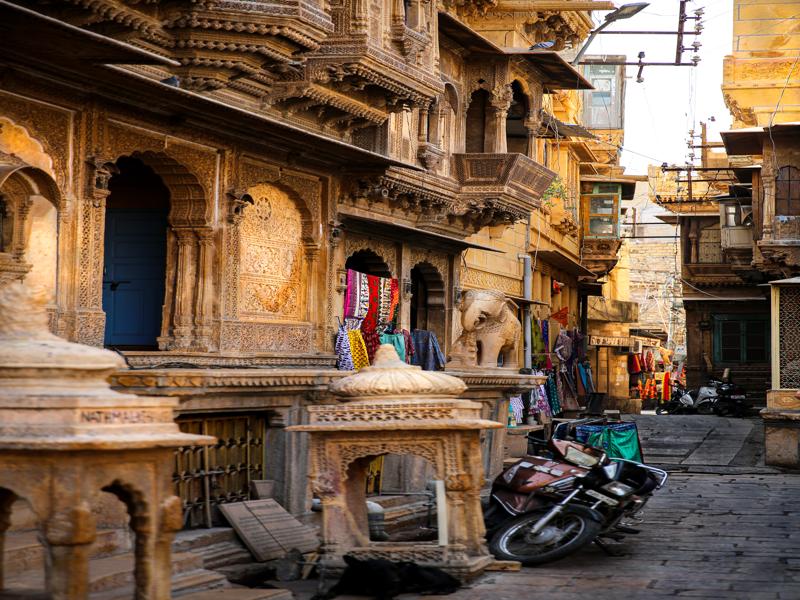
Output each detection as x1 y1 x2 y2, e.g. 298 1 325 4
377 277 394 326
335 324 355 371
553 330 573 367
546 373 561 416
344 269 370 319
531 319 546 368
347 329 370 370
541 320 553 370
360 274 381 332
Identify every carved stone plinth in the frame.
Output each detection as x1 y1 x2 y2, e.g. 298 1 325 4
288 345 503 579
0 282 213 599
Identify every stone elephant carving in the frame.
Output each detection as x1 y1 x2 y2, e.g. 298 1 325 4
447 289 521 370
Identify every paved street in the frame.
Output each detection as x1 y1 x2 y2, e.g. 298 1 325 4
444 415 800 600
291 415 800 600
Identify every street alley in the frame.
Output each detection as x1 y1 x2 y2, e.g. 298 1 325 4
444 416 800 600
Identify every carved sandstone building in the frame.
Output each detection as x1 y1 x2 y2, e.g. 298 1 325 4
0 0 608 522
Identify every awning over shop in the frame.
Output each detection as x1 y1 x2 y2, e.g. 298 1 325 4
534 250 596 278
340 212 502 253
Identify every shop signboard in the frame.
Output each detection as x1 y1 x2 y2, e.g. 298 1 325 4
589 335 631 347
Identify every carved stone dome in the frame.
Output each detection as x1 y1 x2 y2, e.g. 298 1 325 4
330 344 466 399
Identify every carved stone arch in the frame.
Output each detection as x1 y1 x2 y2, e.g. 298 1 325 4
242 180 317 247
345 247 393 278
126 151 210 228
338 440 446 484
101 479 149 525
0 116 57 182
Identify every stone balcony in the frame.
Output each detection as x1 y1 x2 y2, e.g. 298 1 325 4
580 238 623 277
452 153 557 223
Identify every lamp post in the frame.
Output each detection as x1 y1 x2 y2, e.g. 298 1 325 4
571 2 649 65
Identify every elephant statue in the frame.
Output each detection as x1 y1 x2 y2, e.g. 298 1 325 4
447 289 521 370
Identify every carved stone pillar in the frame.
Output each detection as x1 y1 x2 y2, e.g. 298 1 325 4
193 227 215 351
488 85 513 154
166 228 196 350
305 244 323 349
76 159 115 347
762 148 775 239
45 503 96 600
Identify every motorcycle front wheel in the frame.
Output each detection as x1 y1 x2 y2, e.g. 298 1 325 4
489 505 602 565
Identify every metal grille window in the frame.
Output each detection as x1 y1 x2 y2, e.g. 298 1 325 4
775 165 800 216
713 315 769 364
175 414 266 528
779 288 800 388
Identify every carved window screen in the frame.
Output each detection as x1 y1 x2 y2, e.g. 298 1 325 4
779 287 800 389
775 166 800 216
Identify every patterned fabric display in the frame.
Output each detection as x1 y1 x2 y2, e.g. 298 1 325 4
344 270 370 319
348 329 370 370
362 327 381 363
335 324 355 371
509 395 524 424
361 275 381 332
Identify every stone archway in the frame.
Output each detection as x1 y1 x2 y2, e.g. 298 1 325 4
410 261 446 341
0 152 62 319
345 248 393 278
98 151 214 351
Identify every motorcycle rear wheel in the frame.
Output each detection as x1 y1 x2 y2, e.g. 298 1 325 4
489 505 602 566
655 405 669 415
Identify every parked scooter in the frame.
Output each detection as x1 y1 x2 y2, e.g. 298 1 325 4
655 380 717 415
483 434 667 565
656 369 749 417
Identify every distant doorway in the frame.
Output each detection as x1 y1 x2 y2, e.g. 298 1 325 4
102 157 169 348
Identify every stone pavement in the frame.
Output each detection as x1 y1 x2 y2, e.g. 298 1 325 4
288 415 800 600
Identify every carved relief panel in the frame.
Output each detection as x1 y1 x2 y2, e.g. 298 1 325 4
239 184 306 321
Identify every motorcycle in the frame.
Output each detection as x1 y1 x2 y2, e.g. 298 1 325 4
655 380 717 415
483 434 667 565
656 369 749 417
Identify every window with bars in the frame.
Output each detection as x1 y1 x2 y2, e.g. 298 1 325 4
775 165 800 216
713 315 769 364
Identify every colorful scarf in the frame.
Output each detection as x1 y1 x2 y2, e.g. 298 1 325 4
335 324 355 371
360 275 381 332
348 329 370 370
361 326 381 364
344 269 371 319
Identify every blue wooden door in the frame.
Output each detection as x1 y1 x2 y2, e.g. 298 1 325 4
102 208 168 347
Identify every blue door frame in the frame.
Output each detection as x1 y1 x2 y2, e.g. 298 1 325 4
102 207 168 347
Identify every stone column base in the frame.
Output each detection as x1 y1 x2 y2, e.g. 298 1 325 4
761 407 800 467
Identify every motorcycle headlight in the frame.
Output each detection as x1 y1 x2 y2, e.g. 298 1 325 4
602 481 635 497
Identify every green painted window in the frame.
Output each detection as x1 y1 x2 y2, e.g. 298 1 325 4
712 315 769 364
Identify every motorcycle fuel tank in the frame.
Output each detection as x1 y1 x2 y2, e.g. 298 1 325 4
496 456 587 493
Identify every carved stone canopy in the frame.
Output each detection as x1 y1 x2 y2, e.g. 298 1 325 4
0 281 212 447
330 344 467 400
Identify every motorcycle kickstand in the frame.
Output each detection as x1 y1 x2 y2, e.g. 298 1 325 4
594 537 627 557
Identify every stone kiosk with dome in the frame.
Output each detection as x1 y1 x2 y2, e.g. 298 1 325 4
288 345 503 579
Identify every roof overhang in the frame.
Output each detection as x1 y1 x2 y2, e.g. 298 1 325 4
502 49 594 90
437 12 503 53
720 128 764 155
339 212 502 253
581 175 644 200
0 0 178 66
534 250 596 278
767 276 800 286
539 112 596 140
0 9 419 172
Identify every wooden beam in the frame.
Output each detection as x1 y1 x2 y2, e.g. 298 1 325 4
495 1 616 11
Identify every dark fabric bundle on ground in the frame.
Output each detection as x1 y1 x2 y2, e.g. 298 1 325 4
312 555 461 600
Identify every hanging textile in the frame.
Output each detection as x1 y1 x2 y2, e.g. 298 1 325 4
661 371 671 402
644 349 656 373
559 370 580 411
531 318 546 368
347 329 370 370
509 395 524 425
553 330 572 367
532 385 551 417
541 320 553 370
344 270 371 319
551 306 569 327
577 422 643 462
411 329 446 371
380 332 407 362
402 329 415 364
360 274 382 332
627 353 642 374
546 373 561 415
335 324 355 371
361 326 381 364
389 279 400 324
574 330 587 362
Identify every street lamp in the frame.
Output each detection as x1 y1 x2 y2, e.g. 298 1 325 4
571 2 649 65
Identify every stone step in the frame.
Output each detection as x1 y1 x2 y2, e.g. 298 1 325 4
6 551 203 594
4 529 128 575
194 541 254 570
172 527 240 553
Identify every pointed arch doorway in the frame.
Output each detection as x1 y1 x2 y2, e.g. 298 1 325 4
102 156 169 348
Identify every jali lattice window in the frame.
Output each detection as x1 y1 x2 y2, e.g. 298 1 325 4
779 287 800 388
775 165 800 216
